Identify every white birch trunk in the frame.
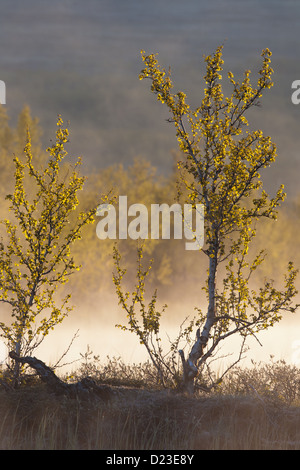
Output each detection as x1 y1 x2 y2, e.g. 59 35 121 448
180 254 217 394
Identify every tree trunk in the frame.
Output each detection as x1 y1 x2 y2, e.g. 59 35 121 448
12 337 22 387
179 254 217 394
9 351 113 400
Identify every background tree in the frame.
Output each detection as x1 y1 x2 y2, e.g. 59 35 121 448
122 45 299 394
0 116 96 385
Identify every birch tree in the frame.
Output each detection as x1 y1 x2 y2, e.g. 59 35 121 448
131 46 298 394
0 117 96 385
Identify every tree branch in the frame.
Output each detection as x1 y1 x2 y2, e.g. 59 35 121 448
9 351 113 401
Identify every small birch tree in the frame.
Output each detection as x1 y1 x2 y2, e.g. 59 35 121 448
0 117 96 384
126 46 298 394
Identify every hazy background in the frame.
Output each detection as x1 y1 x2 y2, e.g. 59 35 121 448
1 0 300 370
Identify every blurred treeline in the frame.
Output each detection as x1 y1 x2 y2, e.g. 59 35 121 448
0 106 299 311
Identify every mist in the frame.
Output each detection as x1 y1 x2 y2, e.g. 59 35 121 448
0 0 300 373
2 293 298 374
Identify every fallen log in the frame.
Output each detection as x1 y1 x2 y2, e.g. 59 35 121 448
9 351 113 400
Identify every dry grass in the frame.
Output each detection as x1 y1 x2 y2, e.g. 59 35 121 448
1 357 300 450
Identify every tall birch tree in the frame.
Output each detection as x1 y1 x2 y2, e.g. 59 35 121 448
133 46 298 393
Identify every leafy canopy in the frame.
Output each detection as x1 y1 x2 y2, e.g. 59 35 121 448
139 46 297 334
0 117 96 357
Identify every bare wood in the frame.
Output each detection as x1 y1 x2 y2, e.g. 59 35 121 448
9 351 113 400
179 327 207 394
